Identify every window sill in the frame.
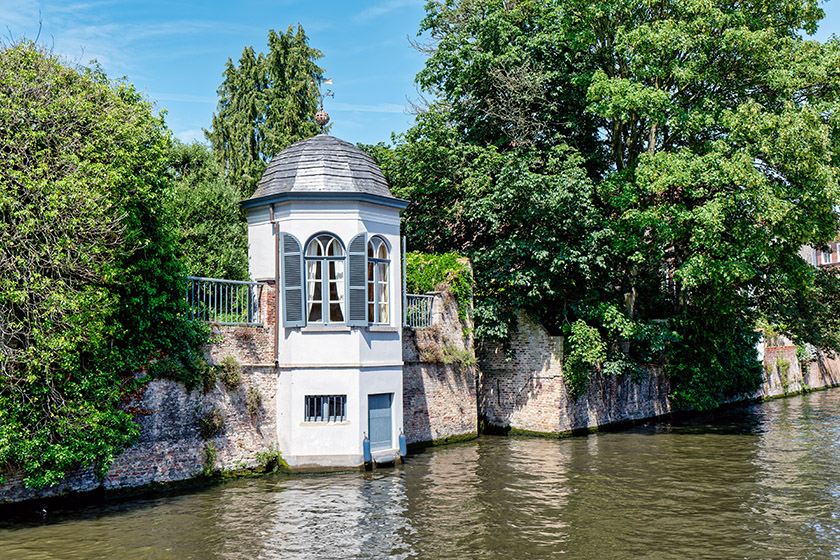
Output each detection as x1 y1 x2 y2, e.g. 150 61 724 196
366 325 399 333
300 420 350 426
301 325 351 333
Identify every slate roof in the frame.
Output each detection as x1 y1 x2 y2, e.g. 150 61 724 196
249 134 395 201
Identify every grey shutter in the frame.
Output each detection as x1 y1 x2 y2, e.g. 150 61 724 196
347 233 368 326
280 232 305 327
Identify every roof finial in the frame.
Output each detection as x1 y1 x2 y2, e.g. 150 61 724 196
313 77 333 132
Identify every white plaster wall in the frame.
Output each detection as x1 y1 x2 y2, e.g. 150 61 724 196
247 198 404 367
248 197 405 469
360 366 404 454
281 366 402 468
284 368 362 467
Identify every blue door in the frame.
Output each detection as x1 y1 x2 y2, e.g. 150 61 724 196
368 393 393 451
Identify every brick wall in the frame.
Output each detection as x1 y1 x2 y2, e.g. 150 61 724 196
0 359 278 505
479 313 840 436
479 311 671 434
402 291 478 445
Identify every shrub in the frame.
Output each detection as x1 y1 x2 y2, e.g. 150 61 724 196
218 355 242 391
202 442 217 477
198 406 225 439
0 41 207 488
246 386 263 417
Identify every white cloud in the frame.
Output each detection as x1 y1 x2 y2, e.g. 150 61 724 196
175 129 207 143
353 0 423 23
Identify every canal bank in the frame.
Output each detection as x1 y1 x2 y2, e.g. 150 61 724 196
4 388 840 559
2 298 838 506
479 311 840 436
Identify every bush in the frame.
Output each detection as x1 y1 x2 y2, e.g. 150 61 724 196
218 355 242 391
0 41 206 488
198 406 225 439
246 386 263 417
405 252 473 322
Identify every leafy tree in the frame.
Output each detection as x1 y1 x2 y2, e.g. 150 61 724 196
205 26 325 196
164 141 248 280
0 42 206 487
390 0 840 408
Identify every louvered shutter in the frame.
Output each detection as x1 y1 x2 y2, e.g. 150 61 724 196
347 233 368 326
280 232 305 327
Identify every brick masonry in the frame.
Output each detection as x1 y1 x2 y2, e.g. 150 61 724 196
0 365 278 505
6 287 838 504
402 291 478 445
0 284 480 504
479 312 840 435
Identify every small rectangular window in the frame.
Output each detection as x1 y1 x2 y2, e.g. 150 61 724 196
304 395 347 422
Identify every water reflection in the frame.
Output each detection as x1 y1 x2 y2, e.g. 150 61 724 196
4 390 840 559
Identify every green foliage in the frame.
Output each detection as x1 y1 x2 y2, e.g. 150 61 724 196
163 141 248 280
0 42 207 488
205 26 325 196
667 306 764 410
197 406 225 439
218 356 242 391
202 442 217 477
246 386 263 417
390 0 840 409
255 448 289 473
563 320 607 398
405 251 474 321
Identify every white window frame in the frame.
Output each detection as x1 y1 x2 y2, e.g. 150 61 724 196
304 233 346 324
367 236 390 324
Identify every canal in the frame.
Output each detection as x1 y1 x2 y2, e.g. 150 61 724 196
3 388 840 559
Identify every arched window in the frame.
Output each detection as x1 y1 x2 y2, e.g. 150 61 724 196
367 236 389 324
305 234 345 323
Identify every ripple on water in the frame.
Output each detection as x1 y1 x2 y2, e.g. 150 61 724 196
4 389 840 559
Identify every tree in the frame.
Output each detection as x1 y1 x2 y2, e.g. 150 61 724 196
0 42 206 487
205 26 325 196
391 0 840 408
164 141 249 280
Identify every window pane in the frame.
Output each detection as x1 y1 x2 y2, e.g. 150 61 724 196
367 281 374 301
327 238 344 256
330 302 344 322
306 238 324 256
308 302 322 322
378 244 388 259
368 303 375 322
307 261 321 280
379 302 388 323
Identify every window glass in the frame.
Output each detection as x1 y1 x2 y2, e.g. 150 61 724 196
367 237 390 324
305 234 345 323
304 395 347 422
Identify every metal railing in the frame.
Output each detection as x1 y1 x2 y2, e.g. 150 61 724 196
186 276 264 326
404 294 435 329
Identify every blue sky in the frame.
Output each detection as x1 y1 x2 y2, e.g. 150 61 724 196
3 0 840 147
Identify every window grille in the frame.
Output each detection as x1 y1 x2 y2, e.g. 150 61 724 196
304 395 347 422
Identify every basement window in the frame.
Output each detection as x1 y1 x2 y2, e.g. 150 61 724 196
304 395 347 422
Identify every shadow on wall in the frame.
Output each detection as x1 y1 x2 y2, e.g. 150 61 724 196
478 311 671 435
402 290 479 446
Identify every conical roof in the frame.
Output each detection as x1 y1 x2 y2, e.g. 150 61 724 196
248 134 395 201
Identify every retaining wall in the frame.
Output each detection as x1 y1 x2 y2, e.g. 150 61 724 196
0 365 278 505
479 312 840 435
402 291 478 446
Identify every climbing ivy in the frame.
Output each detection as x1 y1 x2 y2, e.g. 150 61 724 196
405 251 474 322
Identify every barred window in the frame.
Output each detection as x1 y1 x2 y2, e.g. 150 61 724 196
304 395 347 422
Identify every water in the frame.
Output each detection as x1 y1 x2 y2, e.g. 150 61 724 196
4 389 840 559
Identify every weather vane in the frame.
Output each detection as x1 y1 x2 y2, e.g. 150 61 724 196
313 77 333 131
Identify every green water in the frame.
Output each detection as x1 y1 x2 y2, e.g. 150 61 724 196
3 389 840 559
